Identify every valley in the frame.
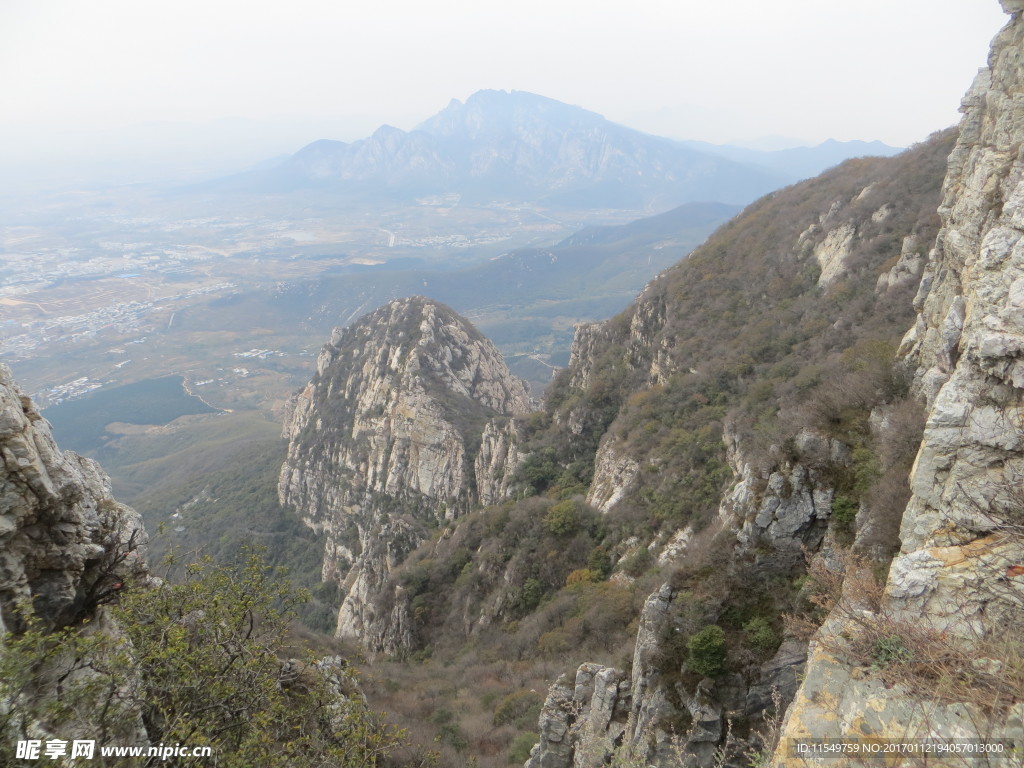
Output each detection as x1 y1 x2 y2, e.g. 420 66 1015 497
2 191 610 406
3 90 892 421
5 65 1018 768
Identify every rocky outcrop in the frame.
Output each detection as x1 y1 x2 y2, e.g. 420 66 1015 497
280 297 530 524
278 297 530 649
475 418 526 507
525 663 631 768
775 5 1024 760
814 222 857 286
334 518 420 654
888 0 1024 662
719 427 843 549
0 364 147 632
875 234 926 293
528 581 808 768
0 364 152 750
586 439 640 513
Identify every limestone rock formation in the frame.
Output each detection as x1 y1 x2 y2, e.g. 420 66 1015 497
278 297 530 649
0 363 147 633
0 364 152 750
719 427 844 549
475 418 527 507
775 4 1024 760
525 663 630 768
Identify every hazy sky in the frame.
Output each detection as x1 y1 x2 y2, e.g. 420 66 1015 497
0 0 1009 185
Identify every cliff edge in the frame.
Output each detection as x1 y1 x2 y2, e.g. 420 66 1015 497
774 3 1024 760
0 363 147 633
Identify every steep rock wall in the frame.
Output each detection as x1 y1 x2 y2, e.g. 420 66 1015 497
475 418 526 507
775 4 1024 759
278 297 530 650
0 364 147 632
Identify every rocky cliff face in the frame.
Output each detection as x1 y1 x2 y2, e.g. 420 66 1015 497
526 579 809 768
475 418 527 507
524 113 957 768
774 3 1024 760
278 297 530 649
0 363 147 633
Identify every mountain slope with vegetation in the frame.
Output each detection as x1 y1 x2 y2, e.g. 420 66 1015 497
274 127 959 766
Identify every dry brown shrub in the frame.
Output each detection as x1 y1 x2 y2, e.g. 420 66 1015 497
787 549 1024 714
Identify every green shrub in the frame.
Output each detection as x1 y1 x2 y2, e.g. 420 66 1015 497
566 568 599 586
1 551 403 767
510 732 538 763
587 546 613 579
872 635 912 668
620 546 653 577
831 495 858 525
437 722 469 751
518 577 544 612
493 690 544 727
518 448 559 495
544 500 581 536
687 625 728 677
742 616 780 653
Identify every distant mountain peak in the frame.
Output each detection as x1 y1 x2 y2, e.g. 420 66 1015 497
218 91 789 208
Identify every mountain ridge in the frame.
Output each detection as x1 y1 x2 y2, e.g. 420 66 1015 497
209 90 789 208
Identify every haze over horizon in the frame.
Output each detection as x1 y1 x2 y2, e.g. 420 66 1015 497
0 0 1008 191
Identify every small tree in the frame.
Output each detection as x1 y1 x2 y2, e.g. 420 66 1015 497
544 500 581 536
0 550 404 767
116 551 402 766
687 625 728 677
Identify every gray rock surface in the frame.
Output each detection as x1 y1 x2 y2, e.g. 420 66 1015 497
278 297 530 650
475 418 526 507
0 364 147 632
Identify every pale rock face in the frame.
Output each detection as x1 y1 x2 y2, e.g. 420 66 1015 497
586 438 640 512
883 3 1024 631
0 364 147 632
475 418 525 507
566 322 605 394
775 5 1024 760
656 526 693 566
718 427 839 549
334 517 420 654
564 290 670 400
525 676 577 768
875 234 925 293
279 297 530 650
870 203 892 222
628 584 675 744
814 222 857 286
